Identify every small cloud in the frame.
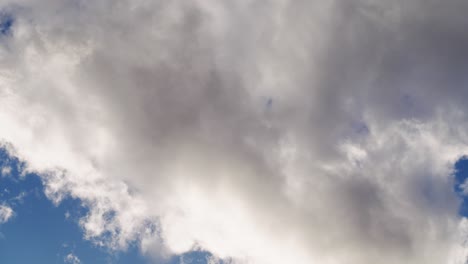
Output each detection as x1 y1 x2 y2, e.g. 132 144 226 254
64 253 81 264
1 166 11 176
0 188 9 197
10 191 27 204
459 179 468 196
0 204 13 224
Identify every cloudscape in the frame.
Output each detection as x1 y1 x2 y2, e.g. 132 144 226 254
1 1 468 263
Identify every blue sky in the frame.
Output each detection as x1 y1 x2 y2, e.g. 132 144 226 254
453 157 468 217
0 11 13 37
0 148 146 264
0 148 214 264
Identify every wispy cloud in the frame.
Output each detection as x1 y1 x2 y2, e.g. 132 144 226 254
0 204 13 224
1 166 11 176
64 253 81 264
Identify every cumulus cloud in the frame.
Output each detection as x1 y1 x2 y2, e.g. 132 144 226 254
0 0 468 264
0 204 13 224
64 253 81 264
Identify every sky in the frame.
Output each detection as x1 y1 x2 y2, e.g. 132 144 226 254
0 147 219 263
2 0 468 264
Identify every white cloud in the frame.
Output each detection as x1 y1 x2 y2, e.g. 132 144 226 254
0 204 13 224
64 253 81 264
11 191 26 204
0 1 468 264
1 166 11 176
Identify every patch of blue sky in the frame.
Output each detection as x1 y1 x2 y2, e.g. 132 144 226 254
0 150 149 264
453 157 468 217
0 12 13 36
0 175 151 264
350 121 369 135
0 147 219 264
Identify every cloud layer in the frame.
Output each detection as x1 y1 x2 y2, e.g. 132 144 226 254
1 0 468 263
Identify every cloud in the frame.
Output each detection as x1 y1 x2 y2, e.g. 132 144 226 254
0 0 468 264
64 253 81 264
1 165 11 176
0 204 13 224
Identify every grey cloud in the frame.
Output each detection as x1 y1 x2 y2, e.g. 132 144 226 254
1 0 468 263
